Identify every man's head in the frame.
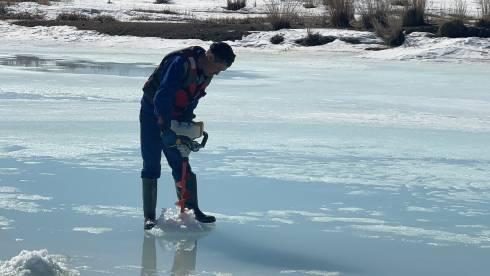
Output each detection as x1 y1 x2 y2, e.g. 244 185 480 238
200 42 235 77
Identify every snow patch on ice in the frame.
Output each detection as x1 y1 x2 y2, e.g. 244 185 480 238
407 206 436 213
0 186 19 193
0 216 13 229
145 208 214 239
72 227 112 234
337 207 364 213
72 205 140 218
352 224 490 246
312 216 385 224
0 249 79 276
280 270 341 276
208 212 260 224
0 188 52 213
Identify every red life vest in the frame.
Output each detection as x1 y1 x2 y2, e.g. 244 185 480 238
142 46 212 120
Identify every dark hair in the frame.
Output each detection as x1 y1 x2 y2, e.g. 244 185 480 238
209 42 235 67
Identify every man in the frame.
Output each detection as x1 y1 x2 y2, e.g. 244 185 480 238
140 42 235 230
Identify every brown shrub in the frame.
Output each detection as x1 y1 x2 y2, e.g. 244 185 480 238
374 16 405 46
402 0 427 26
324 0 354 27
226 0 246 10
357 0 391 29
265 0 300 30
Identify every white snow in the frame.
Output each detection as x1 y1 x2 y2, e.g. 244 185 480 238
0 249 79 276
311 216 386 224
363 32 490 62
1 0 490 63
0 188 52 213
352 224 490 247
0 216 13 229
72 227 112 234
72 205 140 218
280 270 341 276
406 206 436 212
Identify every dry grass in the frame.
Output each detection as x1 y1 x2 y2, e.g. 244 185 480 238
479 0 490 21
270 33 285 44
357 0 392 29
451 0 467 20
265 0 300 30
402 0 427 26
1 0 50 4
374 15 405 46
226 0 246 10
0 2 8 15
56 12 89 21
93 14 117 23
303 0 317 8
439 19 467 37
198 16 265 25
133 8 180 15
324 0 354 27
295 28 337 46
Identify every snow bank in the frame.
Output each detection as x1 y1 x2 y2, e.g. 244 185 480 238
363 32 490 62
0 249 79 276
1 19 488 63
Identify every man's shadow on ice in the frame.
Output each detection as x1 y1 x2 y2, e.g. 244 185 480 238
140 208 214 276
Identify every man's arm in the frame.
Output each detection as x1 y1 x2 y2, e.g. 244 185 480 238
153 55 187 129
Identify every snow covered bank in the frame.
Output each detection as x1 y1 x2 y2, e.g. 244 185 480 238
1 20 489 62
0 250 79 276
363 32 490 61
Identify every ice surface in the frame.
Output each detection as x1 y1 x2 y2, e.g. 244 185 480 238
0 37 489 275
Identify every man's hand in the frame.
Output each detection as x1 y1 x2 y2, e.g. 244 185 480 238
180 110 196 123
161 128 177 148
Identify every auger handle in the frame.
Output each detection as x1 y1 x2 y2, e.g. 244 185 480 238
200 131 208 148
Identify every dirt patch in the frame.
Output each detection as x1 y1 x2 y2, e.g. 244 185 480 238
13 19 270 41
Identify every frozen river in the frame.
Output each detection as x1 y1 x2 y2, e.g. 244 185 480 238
1 45 489 275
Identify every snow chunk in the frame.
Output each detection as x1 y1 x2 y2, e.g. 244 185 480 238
0 249 79 276
146 208 214 238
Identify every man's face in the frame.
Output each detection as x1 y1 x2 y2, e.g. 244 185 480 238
203 53 229 77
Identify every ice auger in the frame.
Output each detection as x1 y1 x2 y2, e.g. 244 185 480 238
170 120 208 214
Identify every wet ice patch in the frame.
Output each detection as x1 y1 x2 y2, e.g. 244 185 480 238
72 205 140 218
0 249 79 276
72 227 112 234
0 145 26 153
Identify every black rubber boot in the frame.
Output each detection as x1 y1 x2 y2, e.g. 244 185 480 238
176 173 215 223
142 178 157 230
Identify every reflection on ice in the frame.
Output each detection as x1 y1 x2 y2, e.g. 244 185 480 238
142 208 214 276
0 55 154 77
